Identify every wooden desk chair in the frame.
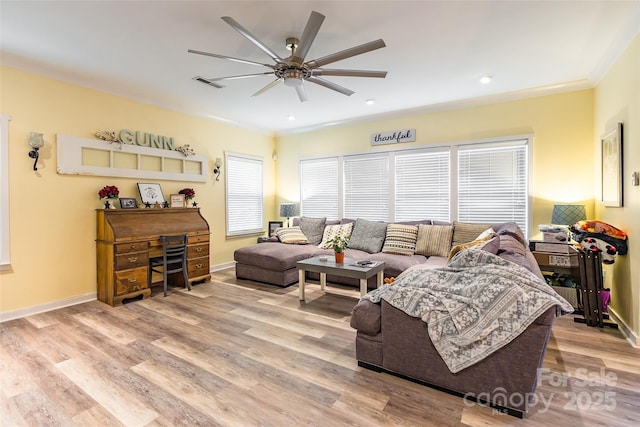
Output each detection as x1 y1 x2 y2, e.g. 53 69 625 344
149 235 190 297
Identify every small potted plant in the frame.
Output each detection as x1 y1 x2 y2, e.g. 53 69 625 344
327 235 350 263
98 185 119 209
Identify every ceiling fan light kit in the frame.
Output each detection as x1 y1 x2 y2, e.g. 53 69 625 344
189 11 387 102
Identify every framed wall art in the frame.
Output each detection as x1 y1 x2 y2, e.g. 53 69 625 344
119 197 139 209
170 193 186 208
137 182 165 206
601 123 623 207
268 221 283 237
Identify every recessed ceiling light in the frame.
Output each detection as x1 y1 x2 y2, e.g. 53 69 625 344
365 99 375 105
480 76 492 84
287 115 295 121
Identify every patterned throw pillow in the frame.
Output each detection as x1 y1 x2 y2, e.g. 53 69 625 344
451 221 492 248
299 216 326 246
382 224 419 256
318 223 353 249
348 218 388 253
275 226 309 244
415 224 454 257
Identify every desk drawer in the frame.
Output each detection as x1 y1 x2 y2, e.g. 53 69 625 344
115 267 148 296
188 243 209 258
115 252 148 270
115 242 149 254
188 234 209 244
188 257 209 278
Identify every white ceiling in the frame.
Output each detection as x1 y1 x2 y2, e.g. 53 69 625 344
2 1 639 135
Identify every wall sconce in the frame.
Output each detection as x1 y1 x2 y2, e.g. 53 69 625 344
28 132 44 171
213 157 222 181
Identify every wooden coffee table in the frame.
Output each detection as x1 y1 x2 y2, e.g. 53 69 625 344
297 256 385 301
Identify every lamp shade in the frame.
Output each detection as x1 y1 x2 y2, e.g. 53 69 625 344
279 203 297 218
551 204 586 226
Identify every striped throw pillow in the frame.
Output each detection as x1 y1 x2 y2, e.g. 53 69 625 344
275 226 309 244
451 221 492 248
415 224 454 257
382 224 418 256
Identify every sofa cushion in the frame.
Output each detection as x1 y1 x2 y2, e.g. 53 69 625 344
382 224 419 256
318 223 353 249
451 221 492 247
415 224 454 257
348 218 388 253
234 242 327 271
275 226 308 244
299 217 326 245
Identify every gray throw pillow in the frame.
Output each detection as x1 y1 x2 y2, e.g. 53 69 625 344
348 218 388 253
299 217 326 246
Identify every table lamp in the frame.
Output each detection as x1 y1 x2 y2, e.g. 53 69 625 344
280 203 297 227
551 204 586 226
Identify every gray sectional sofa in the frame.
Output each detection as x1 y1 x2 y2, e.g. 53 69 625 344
235 217 564 417
234 217 541 288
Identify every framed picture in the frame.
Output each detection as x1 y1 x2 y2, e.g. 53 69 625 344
119 197 138 209
601 123 623 207
170 193 186 208
137 183 165 206
268 221 283 236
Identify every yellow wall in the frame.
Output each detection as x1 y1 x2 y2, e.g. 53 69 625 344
594 33 640 338
0 66 275 314
276 90 595 235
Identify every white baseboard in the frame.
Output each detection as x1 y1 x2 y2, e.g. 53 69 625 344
608 308 640 348
211 261 236 272
0 292 97 323
1 263 236 323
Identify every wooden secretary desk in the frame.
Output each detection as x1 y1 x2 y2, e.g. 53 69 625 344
96 208 211 306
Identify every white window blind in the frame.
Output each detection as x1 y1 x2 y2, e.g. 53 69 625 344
395 149 450 222
300 157 339 219
344 155 389 221
226 153 263 236
458 141 528 234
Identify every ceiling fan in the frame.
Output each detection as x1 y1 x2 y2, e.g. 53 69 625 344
188 11 387 102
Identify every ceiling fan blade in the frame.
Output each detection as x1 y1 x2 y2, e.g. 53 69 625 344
295 85 309 103
188 49 274 69
290 11 325 64
313 69 387 78
306 39 386 69
307 76 354 96
193 76 224 89
202 72 275 82
221 16 284 64
251 78 283 97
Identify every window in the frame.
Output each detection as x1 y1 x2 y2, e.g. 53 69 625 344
225 152 263 236
395 148 450 222
298 136 530 234
300 157 339 219
344 154 389 221
0 114 10 270
458 141 528 234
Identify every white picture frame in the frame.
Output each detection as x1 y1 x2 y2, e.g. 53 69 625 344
137 182 165 206
170 193 186 208
601 123 623 207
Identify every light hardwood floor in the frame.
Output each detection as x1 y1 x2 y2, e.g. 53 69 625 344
2 268 639 426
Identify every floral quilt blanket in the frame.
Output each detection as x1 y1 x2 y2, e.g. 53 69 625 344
363 249 574 373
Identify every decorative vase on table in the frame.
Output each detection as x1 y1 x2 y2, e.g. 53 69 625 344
334 251 345 263
179 188 196 208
